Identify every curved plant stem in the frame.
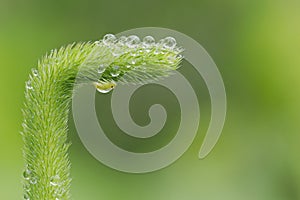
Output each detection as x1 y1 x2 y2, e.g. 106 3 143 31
21 35 183 199
22 43 95 199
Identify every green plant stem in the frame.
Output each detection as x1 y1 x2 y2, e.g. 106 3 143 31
21 36 182 200
22 43 95 199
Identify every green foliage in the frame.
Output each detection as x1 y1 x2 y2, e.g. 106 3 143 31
21 35 183 199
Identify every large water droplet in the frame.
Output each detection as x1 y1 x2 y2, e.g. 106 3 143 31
26 81 33 90
50 175 61 186
31 68 39 77
110 66 120 77
97 64 106 74
23 169 31 180
143 36 155 47
126 35 140 48
103 34 117 46
94 81 116 94
162 37 176 49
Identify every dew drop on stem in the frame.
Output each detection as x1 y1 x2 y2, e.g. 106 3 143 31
50 175 61 186
143 36 155 47
26 81 33 90
162 37 177 49
97 64 106 74
110 66 120 77
126 35 140 48
103 34 117 46
31 68 39 77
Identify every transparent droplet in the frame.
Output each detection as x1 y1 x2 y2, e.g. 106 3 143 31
31 68 38 77
24 183 30 191
94 81 116 94
143 36 155 47
103 34 117 46
24 192 30 200
30 177 37 185
50 175 61 186
26 81 33 90
97 64 106 74
162 37 176 49
126 35 140 48
23 169 31 180
110 66 120 77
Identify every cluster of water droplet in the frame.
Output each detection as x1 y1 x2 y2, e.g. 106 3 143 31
98 33 181 57
50 174 65 199
23 164 66 199
23 166 38 199
93 34 183 93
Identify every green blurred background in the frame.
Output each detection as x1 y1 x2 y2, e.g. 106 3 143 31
1 0 300 199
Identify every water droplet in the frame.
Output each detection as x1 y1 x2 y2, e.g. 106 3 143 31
24 192 30 200
24 183 30 191
143 36 155 47
97 64 106 74
126 35 140 48
126 65 131 69
26 81 33 90
162 37 176 49
23 169 31 180
30 177 37 185
50 175 61 186
110 66 120 77
31 68 38 77
103 34 117 46
94 81 116 94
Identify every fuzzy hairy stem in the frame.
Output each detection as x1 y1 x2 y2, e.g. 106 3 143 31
22 43 95 199
21 35 182 199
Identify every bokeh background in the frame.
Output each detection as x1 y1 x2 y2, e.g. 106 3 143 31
1 0 300 199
